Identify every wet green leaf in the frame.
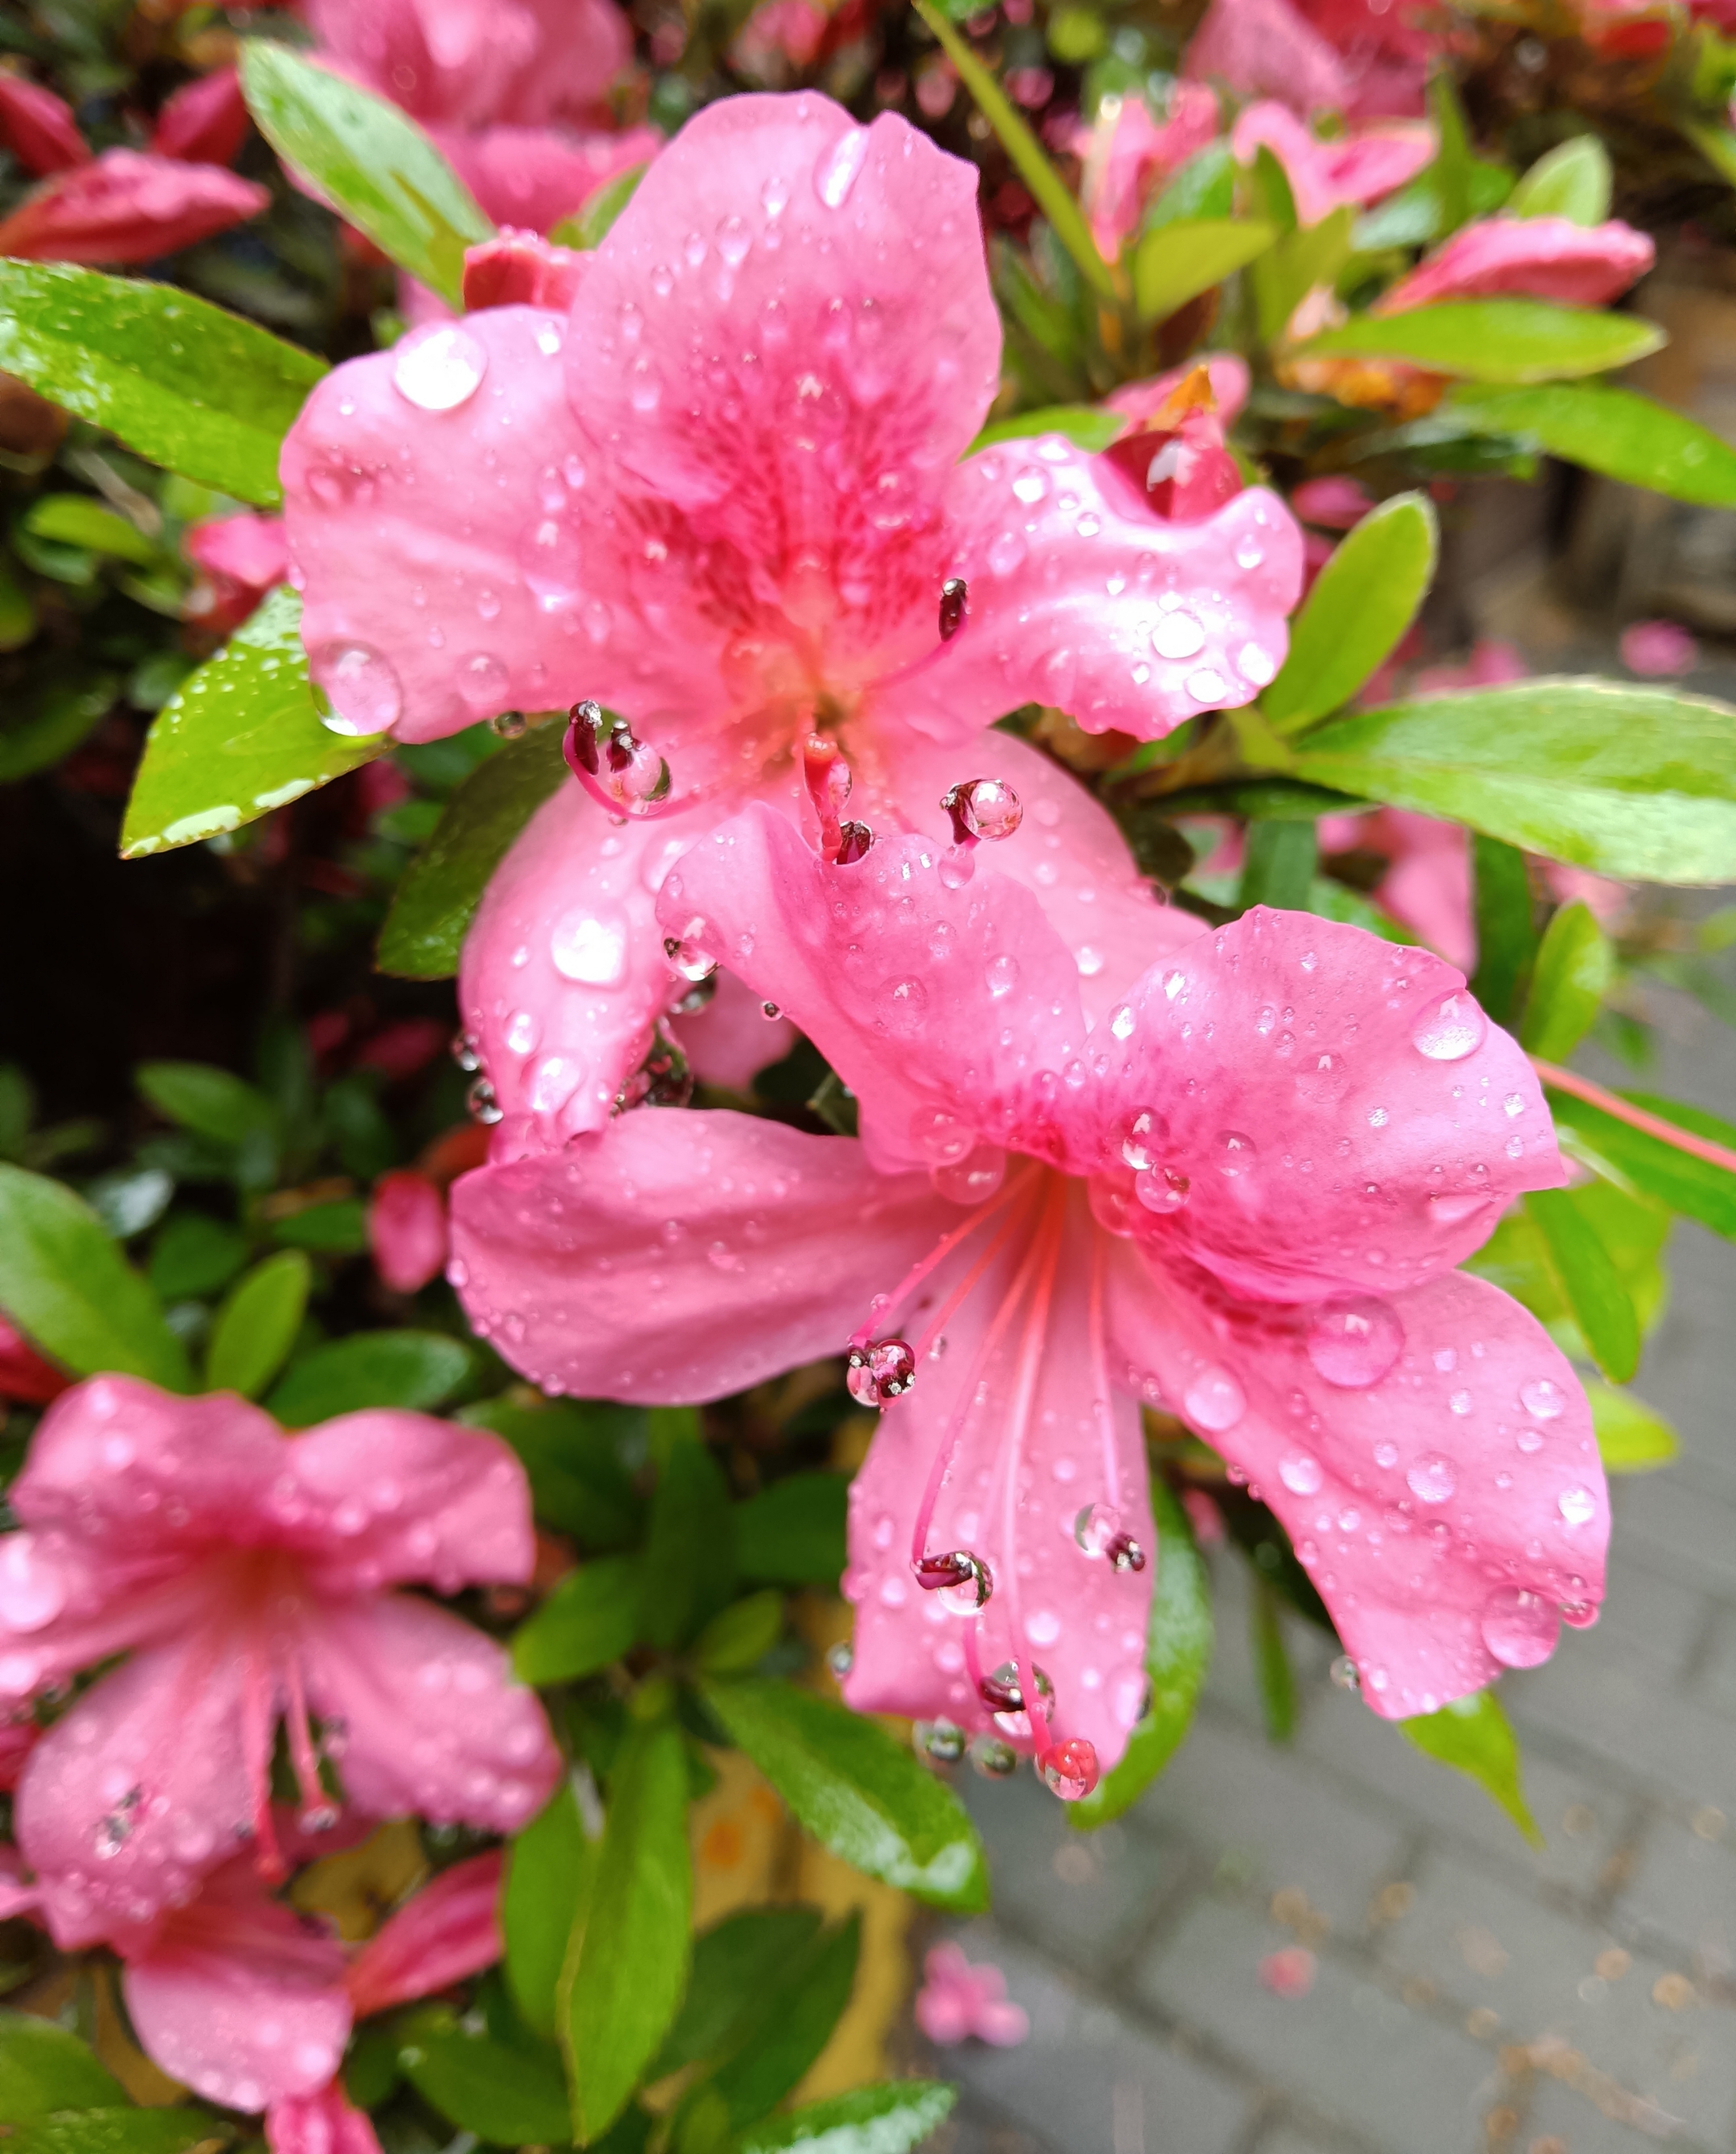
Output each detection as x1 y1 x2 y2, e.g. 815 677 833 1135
399 2009 570 2146
514 1554 643 1683
1525 1186 1640 1382
1296 301 1663 383
1266 491 1437 734
1401 1689 1541 1845
734 2081 956 2154
0 2018 125 2119
1508 135 1611 223
694 1590 784 1675
1469 835 1537 1026
1546 1087 1736 1238
733 1473 848 1587
1587 1382 1679 1472
1443 383 1736 507
0 670 118 783
504 1779 595 2038
205 1250 311 1398
266 1329 471 1425
1132 217 1275 324
652 1907 825 2079
1521 900 1614 1062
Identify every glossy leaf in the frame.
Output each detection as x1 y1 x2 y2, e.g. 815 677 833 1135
652 1907 825 2078
1145 141 1237 229
265 1329 471 1426
1469 835 1536 1026
969 404 1124 454
564 1718 693 2143
25 497 156 565
1071 1480 1213 1827
707 1914 860 2128
1237 818 1316 910
0 1164 190 1390
268 1197 368 1254
0 261 325 506
734 1473 849 1586
204 1250 311 1399
698 1676 989 1910
150 1214 248 1302
567 162 647 249
641 1439 735 1650
1546 1087 1736 1239
1525 1186 1640 1382
121 590 384 861
1587 1382 1679 1472
1264 491 1438 734
0 670 119 784
399 2010 570 2146
1401 1689 1541 1845
514 1554 643 1683
378 720 567 977
5 2115 231 2154
137 1062 278 1148
1252 204 1353 347
735 2082 957 2154
240 42 491 308
503 1779 594 2038
1296 301 1664 383
0 2019 125 2119
694 1590 784 1675
1520 900 1614 1062
1507 135 1611 224
1132 217 1275 324
1443 384 1736 508
462 1397 645 1548
1292 678 1736 882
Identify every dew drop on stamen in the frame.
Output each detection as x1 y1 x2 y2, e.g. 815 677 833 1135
1038 1738 1099 1801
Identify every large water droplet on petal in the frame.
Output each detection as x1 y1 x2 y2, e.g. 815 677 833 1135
1406 1453 1456 1504
1412 993 1486 1062
816 125 869 207
392 323 488 411
1306 1296 1404 1390
1153 609 1206 660
1134 1166 1189 1215
1184 1364 1246 1433
313 642 401 735
1558 1484 1597 1527
1278 1452 1324 1496
1121 1108 1164 1172
846 1337 916 1407
1216 1130 1257 1177
0 1534 65 1631
550 908 628 986
985 952 1020 1000
1520 1377 1566 1420
1480 1586 1560 1669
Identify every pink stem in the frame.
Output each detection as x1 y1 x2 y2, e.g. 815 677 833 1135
997 1181 1067 1749
852 1161 1034 1350
1531 1059 1736 1177
1087 1226 1120 1514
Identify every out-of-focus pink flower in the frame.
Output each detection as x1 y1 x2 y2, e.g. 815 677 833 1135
1410 637 1529 699
0 1316 69 1406
1005 68 1055 109
1070 84 1219 260
1181 1487 1226 1546
0 1377 557 1946
368 1170 448 1295
915 59 958 120
1380 215 1655 313
1259 1945 1316 1996
1108 352 1251 430
1230 103 1435 227
461 227 588 311
0 149 268 264
1333 808 1476 973
733 0 830 80
344 1849 503 2017
914 1942 1030 2046
268 2082 383 2154
153 68 249 167
0 73 89 177
1185 0 1353 119
453 811 1607 1775
185 513 289 637
0 1710 38 1790
1620 618 1697 676
441 125 659 239
1099 367 1244 523
1291 475 1373 529
353 1018 448 1083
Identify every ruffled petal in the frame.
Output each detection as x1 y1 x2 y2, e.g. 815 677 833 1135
1381 215 1655 312
843 1191 1154 1779
300 1595 559 1837
305 0 628 129
345 1850 504 2017
672 966 796 1091
449 1108 946 1399
1183 0 1352 115
1108 1247 1607 1718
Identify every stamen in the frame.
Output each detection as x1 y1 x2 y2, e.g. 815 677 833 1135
564 699 674 820
240 1639 284 1879
993 1180 1067 1747
939 577 968 641
282 1652 338 1833
834 820 874 863
852 1163 1035 1352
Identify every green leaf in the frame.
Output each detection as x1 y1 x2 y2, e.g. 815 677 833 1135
137 1062 279 1148
968 404 1124 455
734 1473 848 1587
1295 301 1664 383
0 558 36 653
1264 491 1438 735
504 1779 595 2038
0 670 119 783
399 2010 571 2146
1250 1576 1296 1742
1252 205 1353 347
641 1440 736 1650
0 262 324 507
1292 678 1736 882
121 590 385 861
0 1164 190 1389
268 1198 368 1254
3 2115 231 2154
514 1554 643 1683
462 1396 645 1549
149 1214 249 1301
564 1718 693 2144
266 1329 471 1426
25 497 156 566
1144 141 1237 230
1132 218 1275 325
1507 135 1611 224
0 2018 125 2119
1469 835 1536 1027
698 1676 988 1911
377 719 567 978
1525 1187 1640 1382
240 42 492 308
1236 818 1316 911
1401 1689 1541 1845
205 1250 311 1398
707 1914 860 2129
1545 1087 1736 1239
1071 1479 1212 1827
1441 383 1736 507
1587 1382 1679 1472
695 1590 785 1675
567 163 648 250
1520 900 1614 1062
911 0 1117 303
734 2081 956 2154
653 1907 825 2078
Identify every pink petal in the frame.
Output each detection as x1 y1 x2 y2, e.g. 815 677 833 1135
1230 104 1433 225
345 1850 504 2017
1620 619 1698 677
1092 907 1562 1301
268 2083 385 2154
0 149 268 264
462 227 589 311
0 74 89 177
300 1595 559 1836
913 1982 972 2045
0 1315 69 1405
123 1861 351 2111
304 0 629 130
1411 638 1529 696
841 1193 1155 1779
152 68 248 167
671 965 797 1091
902 439 1302 744
184 513 289 596
1370 811 1475 973
440 123 659 235
1183 0 1353 117
0 1708 39 1792
1108 1250 1607 1718
1072 84 1219 258
1380 216 1655 312
367 1170 448 1294
1259 1945 1316 1996
1107 353 1251 429
1290 475 1373 530
972 1996 1032 2045
0 1841 39 1920
448 1108 946 1400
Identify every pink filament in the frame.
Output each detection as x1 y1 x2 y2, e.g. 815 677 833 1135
1087 1229 1120 1515
1531 1058 1736 1178
994 1180 1068 1746
852 1161 1035 1350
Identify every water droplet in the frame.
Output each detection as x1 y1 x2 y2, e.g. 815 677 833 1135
834 820 874 864
1235 534 1265 569
505 1010 538 1055
971 1734 1019 1777
1520 1378 1566 1421
95 1784 143 1860
985 952 1020 1000
1480 1586 1560 1669
1185 1364 1246 1433
1134 1166 1189 1214
716 214 751 266
1373 1439 1398 1468
1558 1484 1597 1527
1330 1655 1361 1691
942 776 1022 844
451 1030 481 1073
986 530 1026 575
491 709 527 739
1279 1452 1324 1496
1406 1454 1456 1504
846 1337 916 1407
914 1718 966 1765
1237 641 1277 687
1216 1130 1257 1177
1559 1599 1599 1630
392 323 488 410
1187 667 1229 704
876 976 928 1036
662 936 717 985
826 1640 854 1677
459 652 510 713
1111 1005 1136 1041
1152 609 1206 660
761 174 790 217
1012 465 1048 506
467 1075 503 1124
550 908 628 986
933 1144 1008 1206
816 126 870 207
1412 993 1486 1062
1306 1297 1403 1389
312 642 401 735
1038 1738 1099 1802
1122 1109 1165 1170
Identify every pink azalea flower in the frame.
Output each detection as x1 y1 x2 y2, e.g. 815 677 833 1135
1619 618 1697 677
0 73 90 177
184 512 290 638
1070 85 1220 260
1230 103 1435 227
1290 0 1439 117
0 149 268 264
914 1941 1030 2046
0 1377 558 1946
153 68 249 168
452 810 1607 1787
1291 474 1373 529
1379 215 1655 313
1320 807 1476 973
367 1169 449 1295
732 0 831 81
440 125 661 242
460 226 589 312
1184 0 1353 120
0 1708 38 1790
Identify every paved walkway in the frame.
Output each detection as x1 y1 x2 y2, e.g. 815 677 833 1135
927 989 1736 2154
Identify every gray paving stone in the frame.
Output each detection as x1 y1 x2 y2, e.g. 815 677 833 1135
1614 1813 1736 1975
1201 1551 1338 1732
1521 2055 1712 2152
1687 1604 1736 1718
1599 1473 1736 1599
1135 1897 1506 2154
932 1925 1255 2154
1505 1641 1736 1814
1584 1554 1713 1680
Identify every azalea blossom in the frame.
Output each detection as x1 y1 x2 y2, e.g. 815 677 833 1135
152 68 250 168
1228 103 1435 228
367 1169 450 1294
0 72 89 177
0 1376 558 1945
0 149 268 264
914 1941 1030 2046
1619 618 1697 677
1379 215 1655 313
1069 84 1220 260
1185 0 1436 117
452 810 1607 1793
184 512 290 637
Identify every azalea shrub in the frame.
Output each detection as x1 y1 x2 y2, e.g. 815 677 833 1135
5 0 1736 2148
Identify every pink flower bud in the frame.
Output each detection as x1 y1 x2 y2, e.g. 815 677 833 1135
0 1317 68 1405
0 74 88 178
0 149 268 265
152 68 248 167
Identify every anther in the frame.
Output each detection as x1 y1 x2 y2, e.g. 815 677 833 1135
834 819 874 863
939 577 968 641
847 1337 916 1407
